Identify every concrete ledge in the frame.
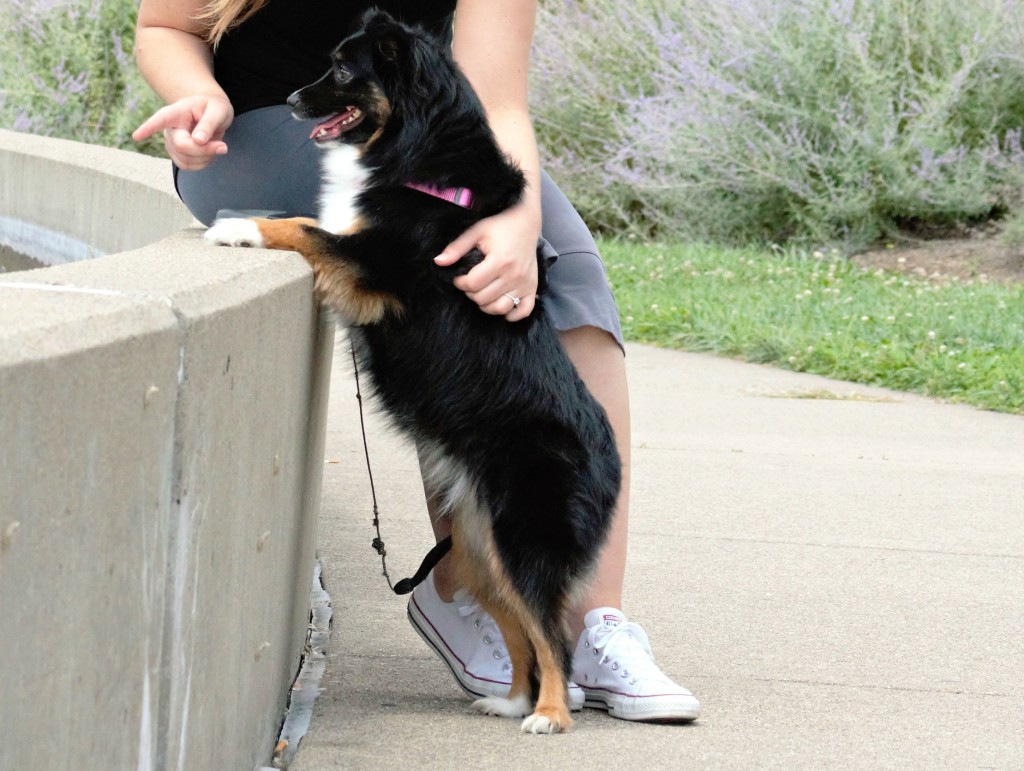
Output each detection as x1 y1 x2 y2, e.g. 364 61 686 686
0 128 191 255
0 130 334 771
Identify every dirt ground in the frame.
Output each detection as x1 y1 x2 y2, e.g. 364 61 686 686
851 233 1024 284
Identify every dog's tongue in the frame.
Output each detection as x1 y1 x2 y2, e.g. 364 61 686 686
310 107 358 140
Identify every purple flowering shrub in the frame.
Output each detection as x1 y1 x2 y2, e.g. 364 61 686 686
0 0 161 153
532 0 1024 247
6 0 1024 246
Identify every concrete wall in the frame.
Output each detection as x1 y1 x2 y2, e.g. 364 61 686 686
0 130 334 771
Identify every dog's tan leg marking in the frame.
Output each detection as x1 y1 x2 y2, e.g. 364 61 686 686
523 629 572 734
475 594 537 719
248 216 320 250
450 517 572 734
250 217 402 325
488 603 535 703
446 530 529 718
494 570 571 734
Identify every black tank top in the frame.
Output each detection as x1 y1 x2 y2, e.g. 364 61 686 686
214 1 456 115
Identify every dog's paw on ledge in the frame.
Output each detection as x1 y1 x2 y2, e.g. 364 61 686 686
204 218 264 248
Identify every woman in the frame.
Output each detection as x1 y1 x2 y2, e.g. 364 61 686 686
133 0 699 723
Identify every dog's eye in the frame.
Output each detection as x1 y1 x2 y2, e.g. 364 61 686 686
334 66 352 84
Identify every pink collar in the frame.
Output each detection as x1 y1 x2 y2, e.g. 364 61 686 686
404 181 474 209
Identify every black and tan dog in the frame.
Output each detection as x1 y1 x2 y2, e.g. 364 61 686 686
205 10 620 734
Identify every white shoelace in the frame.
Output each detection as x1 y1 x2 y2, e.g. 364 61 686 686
587 621 671 687
453 591 511 672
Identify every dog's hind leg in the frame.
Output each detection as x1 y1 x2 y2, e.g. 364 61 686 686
469 601 534 720
449 520 573 733
516 613 573 734
444 526 533 719
489 531 579 733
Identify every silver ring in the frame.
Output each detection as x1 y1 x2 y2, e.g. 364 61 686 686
503 292 521 308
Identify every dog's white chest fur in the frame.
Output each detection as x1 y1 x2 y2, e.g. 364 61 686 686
319 144 370 234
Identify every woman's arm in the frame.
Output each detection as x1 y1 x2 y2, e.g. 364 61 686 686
436 0 542 320
131 0 234 169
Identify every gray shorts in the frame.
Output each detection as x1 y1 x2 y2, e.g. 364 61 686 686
176 105 622 348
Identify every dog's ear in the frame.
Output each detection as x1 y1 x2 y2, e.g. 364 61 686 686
360 9 406 65
375 36 402 63
359 7 397 28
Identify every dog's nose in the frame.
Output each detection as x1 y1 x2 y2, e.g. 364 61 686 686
286 90 301 109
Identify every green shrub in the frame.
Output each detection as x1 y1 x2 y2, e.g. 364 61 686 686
0 0 161 154
7 0 1024 249
532 0 1024 248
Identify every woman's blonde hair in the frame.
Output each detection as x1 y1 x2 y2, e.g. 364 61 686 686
197 0 268 47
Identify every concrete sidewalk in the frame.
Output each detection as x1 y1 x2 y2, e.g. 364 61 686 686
291 343 1023 770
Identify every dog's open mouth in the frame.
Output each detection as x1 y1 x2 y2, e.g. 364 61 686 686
310 107 365 141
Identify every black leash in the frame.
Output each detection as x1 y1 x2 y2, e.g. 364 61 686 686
350 345 451 595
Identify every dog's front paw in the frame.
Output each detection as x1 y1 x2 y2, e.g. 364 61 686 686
471 694 531 719
204 218 264 248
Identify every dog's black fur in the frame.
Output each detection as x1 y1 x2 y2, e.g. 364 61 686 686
206 10 620 733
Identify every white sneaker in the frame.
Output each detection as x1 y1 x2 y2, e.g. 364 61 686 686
407 572 584 710
572 607 701 722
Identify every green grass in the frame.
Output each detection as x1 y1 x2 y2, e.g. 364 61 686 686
603 239 1024 414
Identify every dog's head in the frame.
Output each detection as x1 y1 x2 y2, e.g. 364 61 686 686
287 10 448 151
